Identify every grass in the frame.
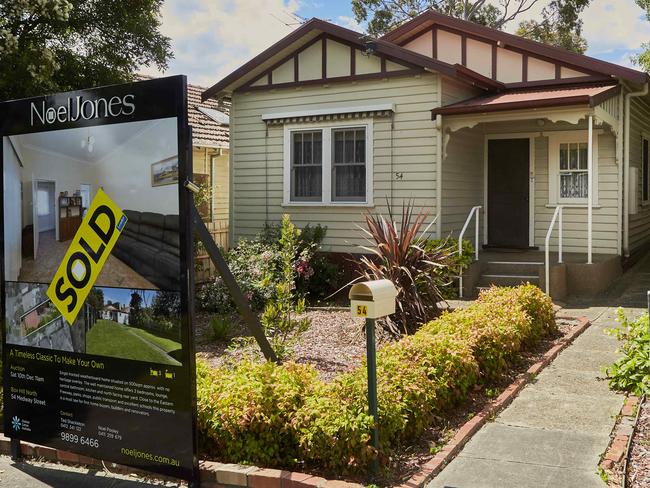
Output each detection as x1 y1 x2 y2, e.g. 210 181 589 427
129 327 181 353
86 320 180 366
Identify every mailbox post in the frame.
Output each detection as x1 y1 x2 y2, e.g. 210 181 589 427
349 279 398 477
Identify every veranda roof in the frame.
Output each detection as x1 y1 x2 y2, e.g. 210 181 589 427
431 84 621 117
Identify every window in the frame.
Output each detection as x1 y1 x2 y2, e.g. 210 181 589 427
284 122 372 205
291 130 322 201
332 129 366 202
37 189 50 216
642 136 649 203
548 131 599 205
559 142 588 199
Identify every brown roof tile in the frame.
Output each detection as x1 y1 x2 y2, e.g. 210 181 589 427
187 83 229 147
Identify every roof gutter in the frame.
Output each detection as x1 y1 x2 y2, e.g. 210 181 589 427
624 81 649 256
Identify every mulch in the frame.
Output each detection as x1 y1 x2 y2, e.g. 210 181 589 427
195 308 393 381
627 397 650 488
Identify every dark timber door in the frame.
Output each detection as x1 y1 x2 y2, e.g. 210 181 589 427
487 138 530 248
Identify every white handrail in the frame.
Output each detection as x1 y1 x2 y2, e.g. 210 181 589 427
458 206 482 298
545 205 564 295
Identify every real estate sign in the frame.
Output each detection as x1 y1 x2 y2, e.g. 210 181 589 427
1 76 198 482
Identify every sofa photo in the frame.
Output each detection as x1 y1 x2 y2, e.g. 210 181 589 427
113 210 181 290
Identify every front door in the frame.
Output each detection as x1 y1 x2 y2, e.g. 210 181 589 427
487 138 530 248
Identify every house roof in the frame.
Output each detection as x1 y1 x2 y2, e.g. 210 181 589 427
187 83 230 147
202 18 504 101
382 10 648 86
431 83 621 117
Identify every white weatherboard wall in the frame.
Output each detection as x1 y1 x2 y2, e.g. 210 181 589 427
94 118 179 215
230 73 440 253
3 138 22 281
441 126 484 243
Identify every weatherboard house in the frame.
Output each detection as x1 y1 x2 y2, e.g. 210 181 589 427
202 10 650 299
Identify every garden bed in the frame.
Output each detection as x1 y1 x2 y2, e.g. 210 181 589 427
194 285 580 486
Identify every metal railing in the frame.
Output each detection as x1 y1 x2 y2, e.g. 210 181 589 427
458 206 482 298
545 205 564 295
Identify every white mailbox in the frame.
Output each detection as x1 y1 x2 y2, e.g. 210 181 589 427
349 279 398 319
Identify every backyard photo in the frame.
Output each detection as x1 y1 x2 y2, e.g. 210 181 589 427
5 283 183 366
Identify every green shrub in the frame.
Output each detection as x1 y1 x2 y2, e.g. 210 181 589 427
197 360 317 467
260 222 341 300
197 285 556 472
260 215 311 360
605 310 650 396
210 315 232 341
424 237 475 299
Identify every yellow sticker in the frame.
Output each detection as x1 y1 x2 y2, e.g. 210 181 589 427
47 189 127 325
356 304 368 317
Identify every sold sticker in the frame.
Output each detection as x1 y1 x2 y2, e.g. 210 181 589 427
47 189 127 325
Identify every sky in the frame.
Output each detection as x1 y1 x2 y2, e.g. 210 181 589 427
142 0 650 87
99 287 157 308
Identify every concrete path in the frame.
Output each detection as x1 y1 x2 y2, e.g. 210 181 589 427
429 261 650 487
0 455 182 487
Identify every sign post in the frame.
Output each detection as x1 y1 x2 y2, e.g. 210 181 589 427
1 76 199 485
349 279 397 477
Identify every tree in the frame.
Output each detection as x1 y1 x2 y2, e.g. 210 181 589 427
352 0 540 37
632 1 650 71
516 0 590 53
0 0 172 101
86 288 104 318
151 291 181 318
129 291 143 326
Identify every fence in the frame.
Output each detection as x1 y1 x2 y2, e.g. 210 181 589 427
195 219 229 283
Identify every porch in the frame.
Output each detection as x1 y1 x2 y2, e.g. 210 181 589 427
434 84 625 299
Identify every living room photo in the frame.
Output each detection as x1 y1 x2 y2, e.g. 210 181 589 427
3 117 182 292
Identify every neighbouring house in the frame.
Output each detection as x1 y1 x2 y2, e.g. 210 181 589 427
202 10 650 299
101 304 130 325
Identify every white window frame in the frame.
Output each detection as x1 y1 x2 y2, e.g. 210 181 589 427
642 132 650 205
548 130 600 206
283 118 373 206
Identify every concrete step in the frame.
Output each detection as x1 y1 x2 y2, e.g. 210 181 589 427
478 274 540 288
482 260 543 276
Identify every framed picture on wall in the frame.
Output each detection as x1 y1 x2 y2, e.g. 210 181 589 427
151 156 179 187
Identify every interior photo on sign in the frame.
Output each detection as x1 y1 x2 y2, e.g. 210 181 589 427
2 117 181 291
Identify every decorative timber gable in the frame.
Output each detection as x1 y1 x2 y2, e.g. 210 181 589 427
382 11 646 87
238 34 422 93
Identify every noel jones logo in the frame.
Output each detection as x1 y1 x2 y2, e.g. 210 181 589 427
30 94 135 127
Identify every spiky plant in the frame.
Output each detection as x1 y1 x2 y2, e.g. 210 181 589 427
358 202 450 337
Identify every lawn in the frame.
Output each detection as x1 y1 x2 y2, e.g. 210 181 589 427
129 327 181 353
86 320 181 366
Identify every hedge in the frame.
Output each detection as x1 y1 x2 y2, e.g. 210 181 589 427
197 284 556 472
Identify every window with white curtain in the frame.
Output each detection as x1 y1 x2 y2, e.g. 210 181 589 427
548 131 599 205
559 142 588 199
284 121 372 205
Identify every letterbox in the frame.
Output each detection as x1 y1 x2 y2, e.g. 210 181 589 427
349 279 398 319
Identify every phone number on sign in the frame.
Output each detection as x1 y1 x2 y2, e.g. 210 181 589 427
60 432 99 448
